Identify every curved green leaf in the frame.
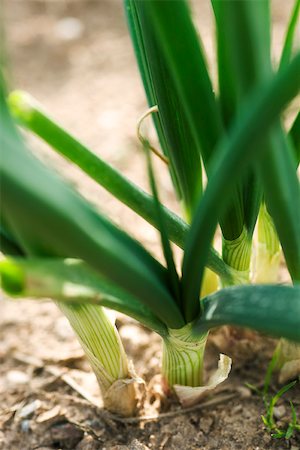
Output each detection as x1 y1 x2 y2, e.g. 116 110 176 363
0 257 167 336
141 0 222 165
0 227 24 256
144 140 181 306
141 0 244 239
0 90 184 329
182 54 300 322
261 125 300 282
7 90 233 284
126 0 202 219
216 1 300 282
195 285 300 343
212 0 271 238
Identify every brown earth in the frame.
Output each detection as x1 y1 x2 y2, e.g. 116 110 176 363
1 1 300 449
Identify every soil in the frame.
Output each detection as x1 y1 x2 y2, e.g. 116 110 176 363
1 1 299 449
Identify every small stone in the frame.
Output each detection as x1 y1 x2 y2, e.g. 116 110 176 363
17 400 42 418
32 448 53 450
273 405 286 419
21 419 31 433
54 17 84 41
6 370 30 385
128 440 150 450
109 447 125 450
76 436 99 450
199 416 214 434
36 405 64 424
170 434 184 447
50 422 84 449
236 386 252 398
232 404 242 414
262 434 271 445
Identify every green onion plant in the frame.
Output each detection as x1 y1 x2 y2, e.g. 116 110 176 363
1 0 300 416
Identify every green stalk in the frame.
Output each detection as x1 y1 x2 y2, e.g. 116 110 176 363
126 0 203 219
181 54 300 320
7 90 233 285
124 0 182 199
139 0 244 242
222 227 252 284
59 303 128 392
0 258 140 415
162 324 207 387
212 1 300 282
255 203 299 383
58 303 138 416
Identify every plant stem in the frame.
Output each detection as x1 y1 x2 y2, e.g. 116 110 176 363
222 227 252 284
58 302 139 416
162 324 207 387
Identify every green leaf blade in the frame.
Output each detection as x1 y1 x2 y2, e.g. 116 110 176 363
7 90 233 284
197 285 300 342
0 257 168 336
279 0 300 70
126 0 203 218
1 91 184 329
181 54 300 321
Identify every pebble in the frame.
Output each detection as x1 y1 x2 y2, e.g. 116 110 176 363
76 436 99 450
50 422 84 449
232 404 243 414
110 440 150 450
17 399 42 418
54 17 84 42
199 416 214 434
6 370 30 385
36 405 63 424
20 419 31 433
273 405 286 419
128 440 150 450
236 386 252 398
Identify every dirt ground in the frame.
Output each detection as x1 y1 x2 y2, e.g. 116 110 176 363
1 1 300 449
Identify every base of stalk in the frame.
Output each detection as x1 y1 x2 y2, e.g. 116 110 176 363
104 362 144 416
162 324 232 407
59 303 143 416
222 227 252 284
173 354 232 407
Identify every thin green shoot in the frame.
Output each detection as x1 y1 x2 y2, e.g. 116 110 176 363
247 347 300 441
262 381 298 439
